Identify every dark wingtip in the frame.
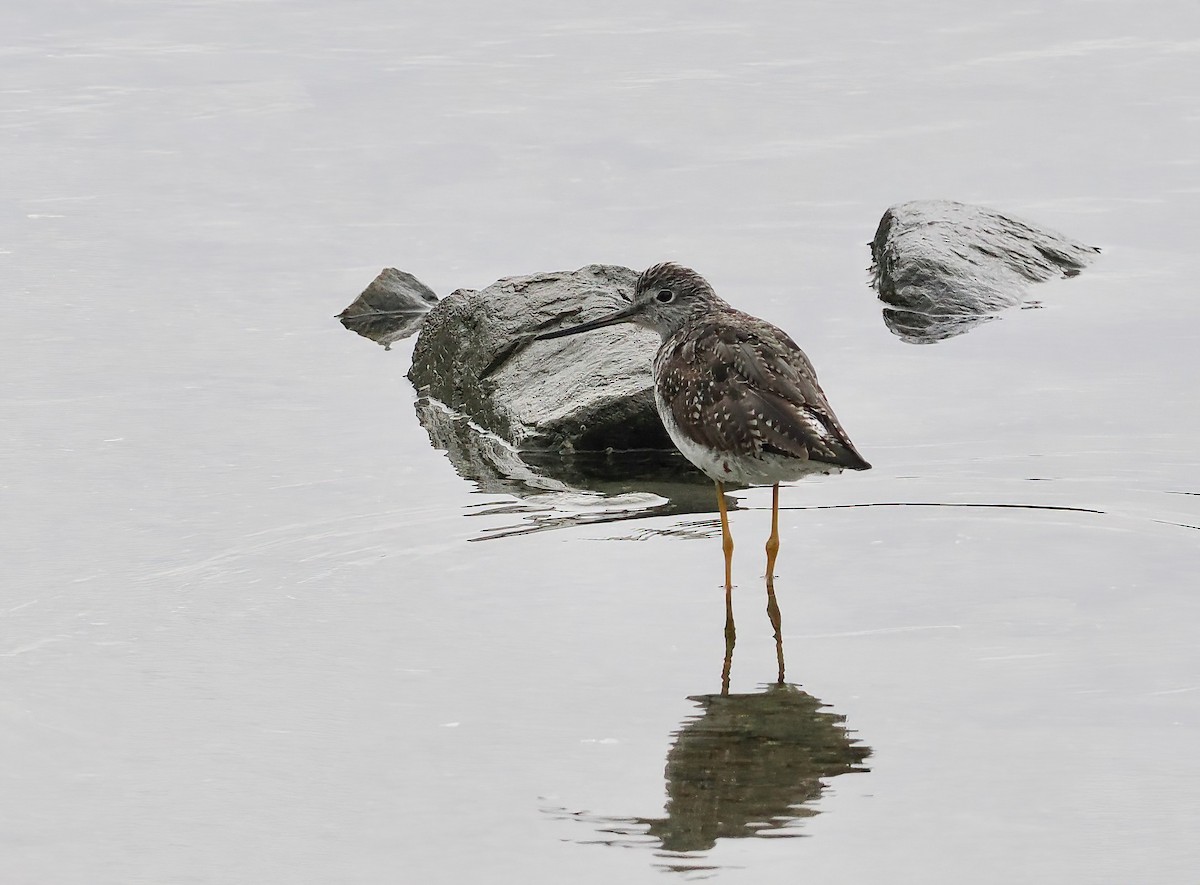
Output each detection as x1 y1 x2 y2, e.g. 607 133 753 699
826 445 871 471
843 449 872 471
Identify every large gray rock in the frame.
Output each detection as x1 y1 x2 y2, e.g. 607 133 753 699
408 264 673 451
870 200 1099 343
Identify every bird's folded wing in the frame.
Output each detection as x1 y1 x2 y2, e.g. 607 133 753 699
663 317 868 469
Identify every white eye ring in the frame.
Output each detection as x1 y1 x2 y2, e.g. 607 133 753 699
656 289 674 303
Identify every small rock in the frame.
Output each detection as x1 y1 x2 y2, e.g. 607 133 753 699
870 200 1099 343
336 268 439 348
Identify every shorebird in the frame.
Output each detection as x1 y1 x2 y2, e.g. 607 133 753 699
536 262 870 595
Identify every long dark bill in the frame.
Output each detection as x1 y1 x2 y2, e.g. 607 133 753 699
534 303 641 341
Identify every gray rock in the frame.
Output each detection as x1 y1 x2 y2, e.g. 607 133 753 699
407 263 673 451
870 200 1099 343
336 268 439 349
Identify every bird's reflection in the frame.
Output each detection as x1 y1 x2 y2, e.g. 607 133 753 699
551 587 871 868
642 683 870 858
724 573 786 693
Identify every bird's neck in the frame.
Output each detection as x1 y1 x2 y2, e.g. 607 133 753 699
657 300 732 341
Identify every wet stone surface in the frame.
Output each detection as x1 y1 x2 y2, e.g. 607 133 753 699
408 264 672 451
337 268 440 349
870 200 1100 343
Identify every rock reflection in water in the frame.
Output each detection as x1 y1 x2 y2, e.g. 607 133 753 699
415 396 723 538
879 305 999 343
336 268 438 349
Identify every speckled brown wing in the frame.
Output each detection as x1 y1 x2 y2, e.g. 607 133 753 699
654 309 870 470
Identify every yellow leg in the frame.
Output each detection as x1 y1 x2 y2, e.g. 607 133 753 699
715 481 734 591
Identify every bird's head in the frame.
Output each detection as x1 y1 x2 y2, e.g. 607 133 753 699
536 262 724 343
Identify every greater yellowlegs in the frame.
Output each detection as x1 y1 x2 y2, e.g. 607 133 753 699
536 262 870 595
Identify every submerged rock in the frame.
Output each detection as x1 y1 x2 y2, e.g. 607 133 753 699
870 200 1099 343
408 264 673 451
336 268 439 348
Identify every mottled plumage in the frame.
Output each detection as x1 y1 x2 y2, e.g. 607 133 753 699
539 262 868 482
653 304 868 484
536 261 870 594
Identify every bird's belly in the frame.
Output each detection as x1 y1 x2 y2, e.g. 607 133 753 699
655 390 841 487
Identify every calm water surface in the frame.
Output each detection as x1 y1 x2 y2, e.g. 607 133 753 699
3 1 1199 882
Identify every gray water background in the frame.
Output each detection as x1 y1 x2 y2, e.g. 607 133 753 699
3 1 1200 882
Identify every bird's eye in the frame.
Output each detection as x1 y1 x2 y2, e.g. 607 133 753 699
656 289 675 303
